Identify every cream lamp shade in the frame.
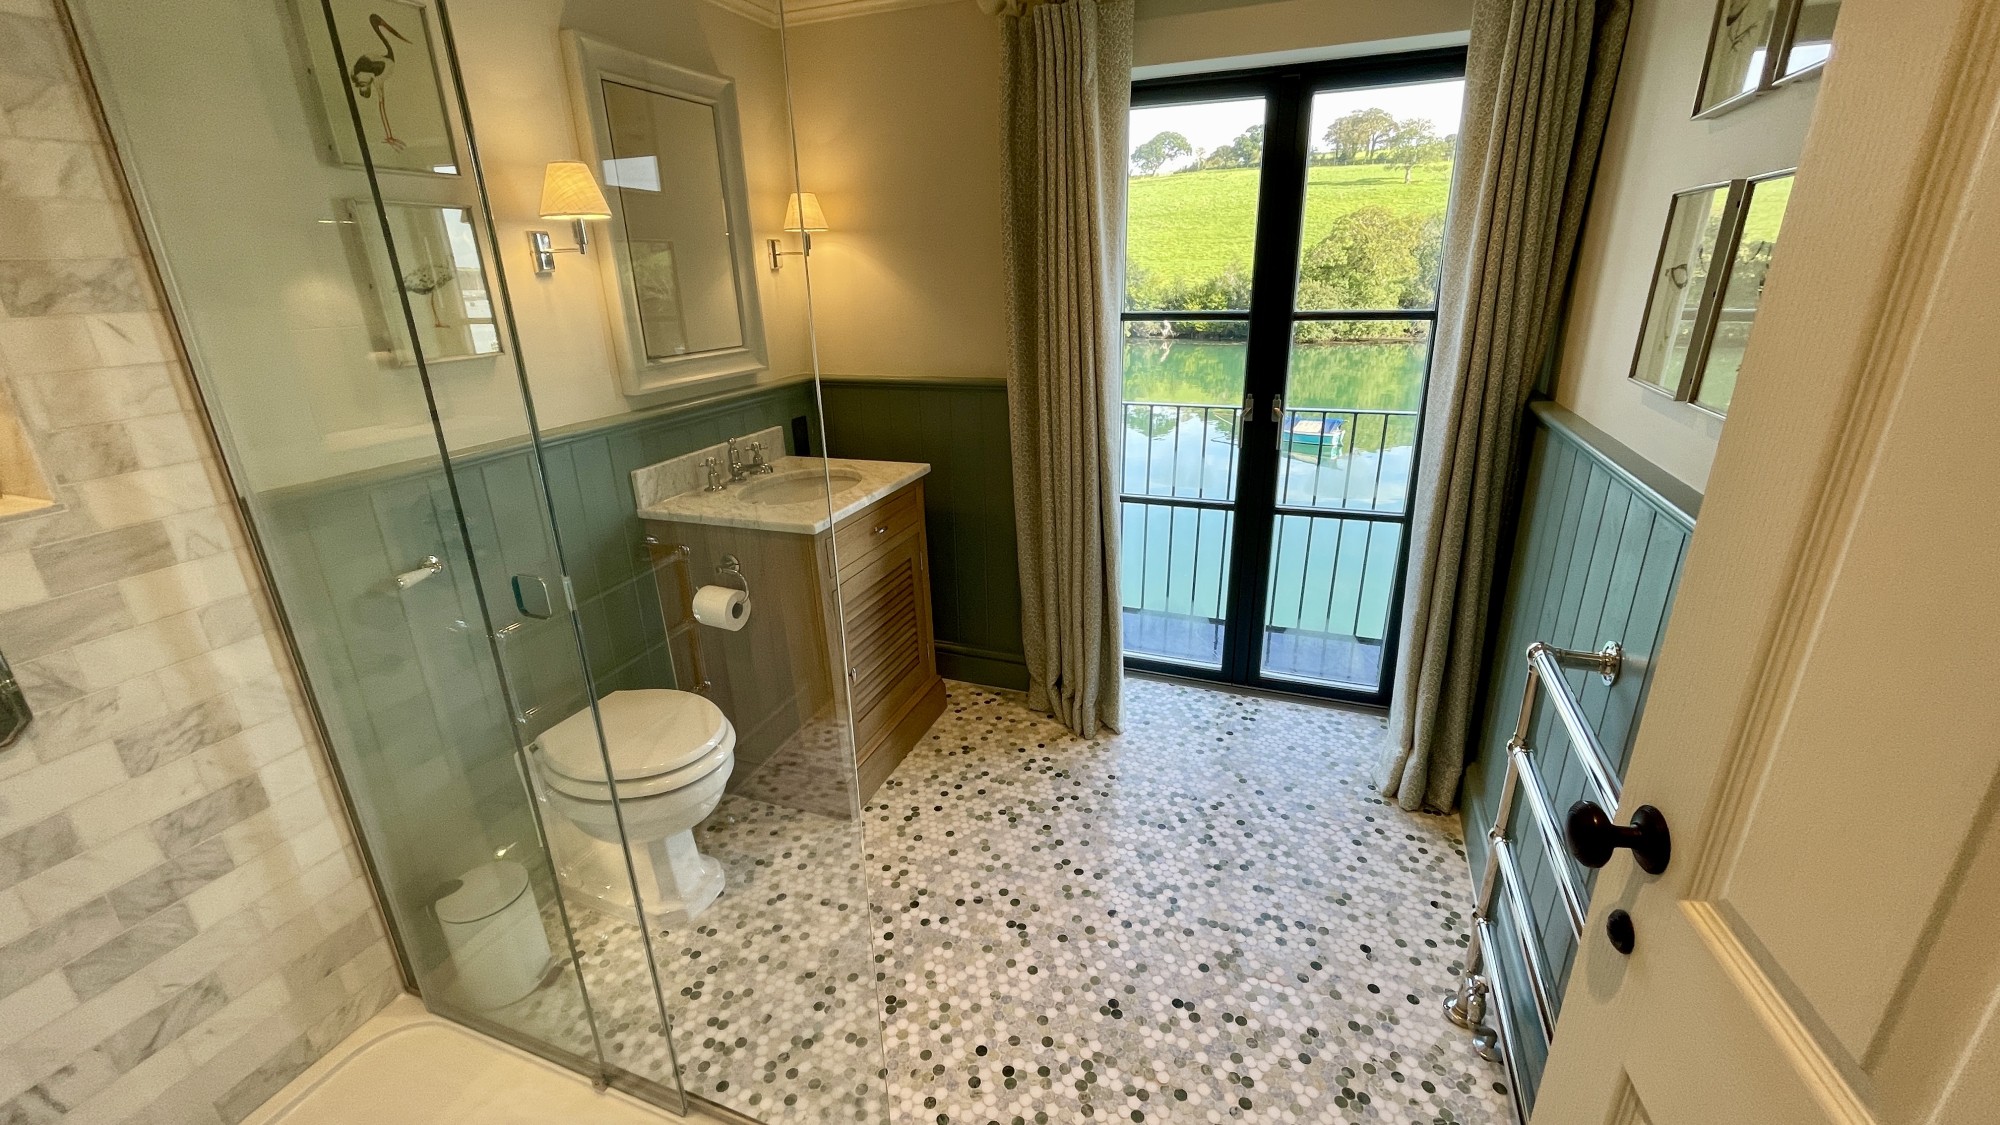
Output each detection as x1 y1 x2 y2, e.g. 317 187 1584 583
539 161 611 221
782 192 829 233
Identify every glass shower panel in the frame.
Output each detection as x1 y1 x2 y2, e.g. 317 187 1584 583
65 0 680 1103
443 0 892 1116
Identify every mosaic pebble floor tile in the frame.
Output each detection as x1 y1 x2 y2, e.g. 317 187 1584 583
502 678 1507 1125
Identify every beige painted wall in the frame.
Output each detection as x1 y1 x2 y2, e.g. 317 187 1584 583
786 0 1474 382
1550 0 1818 491
786 1 1009 381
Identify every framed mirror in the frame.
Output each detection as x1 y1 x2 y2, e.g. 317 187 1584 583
1773 0 1839 83
1694 0 1840 117
562 32 767 397
1694 0 1784 117
1691 170 1794 415
1629 181 1739 397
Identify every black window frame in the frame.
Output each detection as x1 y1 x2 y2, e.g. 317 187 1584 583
1120 46 1468 706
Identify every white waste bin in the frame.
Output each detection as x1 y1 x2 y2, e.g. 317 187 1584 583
435 860 551 1010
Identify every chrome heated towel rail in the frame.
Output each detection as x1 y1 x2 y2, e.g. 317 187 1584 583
1445 640 1623 1122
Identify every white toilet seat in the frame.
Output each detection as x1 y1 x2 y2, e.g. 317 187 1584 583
535 736 734 802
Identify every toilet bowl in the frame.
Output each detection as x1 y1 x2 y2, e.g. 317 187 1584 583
529 689 735 927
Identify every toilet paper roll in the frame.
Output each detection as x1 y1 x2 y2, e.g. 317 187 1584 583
692 584 751 631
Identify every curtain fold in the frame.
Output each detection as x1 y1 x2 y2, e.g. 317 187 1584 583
1377 0 1630 811
999 0 1133 737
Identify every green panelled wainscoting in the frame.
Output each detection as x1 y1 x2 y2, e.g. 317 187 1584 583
1458 400 1701 1110
820 377 1028 690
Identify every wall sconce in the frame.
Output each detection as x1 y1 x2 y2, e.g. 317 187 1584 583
768 192 828 271
530 160 612 274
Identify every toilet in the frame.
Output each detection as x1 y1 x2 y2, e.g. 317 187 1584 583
529 689 735 927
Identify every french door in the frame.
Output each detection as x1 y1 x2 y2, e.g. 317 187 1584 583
1119 50 1466 704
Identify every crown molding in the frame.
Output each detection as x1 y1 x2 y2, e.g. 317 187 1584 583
702 0 966 28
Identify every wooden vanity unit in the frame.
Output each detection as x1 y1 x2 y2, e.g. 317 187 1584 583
641 462 943 806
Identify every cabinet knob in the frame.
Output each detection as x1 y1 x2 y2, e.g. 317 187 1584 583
873 524 889 536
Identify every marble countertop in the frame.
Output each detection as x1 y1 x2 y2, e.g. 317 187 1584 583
636 455 929 535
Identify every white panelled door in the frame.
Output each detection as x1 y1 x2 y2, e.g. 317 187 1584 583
1533 0 2000 1121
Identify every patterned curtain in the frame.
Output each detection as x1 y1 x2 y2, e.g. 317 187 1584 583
999 0 1133 737
1378 0 1631 811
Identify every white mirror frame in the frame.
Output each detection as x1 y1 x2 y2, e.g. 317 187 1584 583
562 31 768 398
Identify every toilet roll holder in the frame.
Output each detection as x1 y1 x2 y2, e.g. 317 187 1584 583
713 555 750 597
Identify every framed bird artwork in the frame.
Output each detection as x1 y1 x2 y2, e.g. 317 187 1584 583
300 0 460 176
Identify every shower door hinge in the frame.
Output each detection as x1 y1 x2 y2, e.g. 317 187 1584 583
561 575 578 613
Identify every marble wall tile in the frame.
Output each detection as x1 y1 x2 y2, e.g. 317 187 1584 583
0 314 98 375
0 137 104 200
1 200 136 261
81 313 173 367
0 13 67 82
63 904 198 1000
195 595 262 651
106 839 234 927
32 675 169 763
0 585 130 662
113 696 242 777
0 898 120 999
13 825 159 925
0 547 47 611
97 972 225 1071
0 9 396 1119
0 814 80 890
13 363 181 432
149 777 270 859
33 520 176 594
0 258 150 318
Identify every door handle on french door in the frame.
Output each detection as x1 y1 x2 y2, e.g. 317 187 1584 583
1565 801 1672 874
1271 393 1284 449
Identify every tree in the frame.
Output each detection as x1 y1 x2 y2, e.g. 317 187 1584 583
1130 131 1193 176
1383 118 1453 182
1320 108 1396 164
1197 125 1263 170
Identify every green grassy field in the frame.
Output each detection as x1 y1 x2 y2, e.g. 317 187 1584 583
1126 160 1455 288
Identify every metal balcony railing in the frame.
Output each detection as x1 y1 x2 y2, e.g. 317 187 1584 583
1118 400 1419 683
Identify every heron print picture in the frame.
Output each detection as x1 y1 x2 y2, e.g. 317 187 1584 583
310 0 458 174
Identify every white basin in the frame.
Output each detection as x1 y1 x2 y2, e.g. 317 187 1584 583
738 467 863 506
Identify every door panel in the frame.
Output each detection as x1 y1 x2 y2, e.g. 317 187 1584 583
1535 0 2000 1118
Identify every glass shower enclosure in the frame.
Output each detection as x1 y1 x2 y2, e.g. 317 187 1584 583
69 0 884 1119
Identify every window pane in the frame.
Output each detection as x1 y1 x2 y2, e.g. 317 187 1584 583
1276 322 1428 512
1125 98 1265 312
1296 79 1464 312
1121 321 1246 501
1122 503 1234 668
1262 516 1402 690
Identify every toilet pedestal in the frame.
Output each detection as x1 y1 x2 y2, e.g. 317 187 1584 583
636 831 724 924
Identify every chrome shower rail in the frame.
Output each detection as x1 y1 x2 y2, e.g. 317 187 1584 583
1445 640 1622 1122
